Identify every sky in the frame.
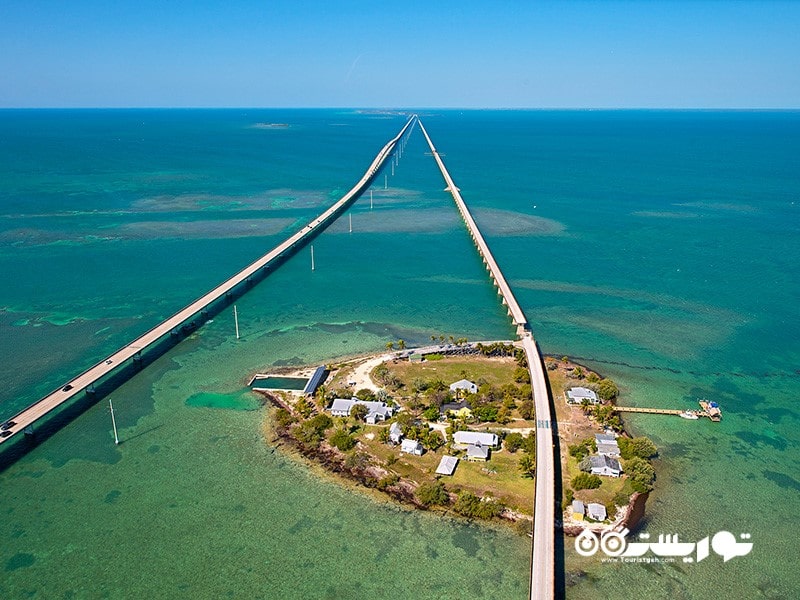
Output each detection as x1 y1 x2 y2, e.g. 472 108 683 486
1 0 799 108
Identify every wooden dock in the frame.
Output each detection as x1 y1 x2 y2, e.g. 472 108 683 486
612 401 721 421
614 406 684 415
0 115 416 446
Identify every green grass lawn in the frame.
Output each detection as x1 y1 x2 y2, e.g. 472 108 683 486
383 355 519 390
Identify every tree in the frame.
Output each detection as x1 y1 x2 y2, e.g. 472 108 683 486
513 367 531 384
597 378 619 402
519 454 536 478
416 481 450 507
571 472 602 490
630 436 658 459
568 438 596 461
329 428 356 451
505 432 525 453
624 457 656 492
431 335 437 342
473 404 499 422
572 366 584 379
422 405 440 421
350 403 369 422
386 341 395 351
397 339 406 350
518 399 535 420
422 430 445 451
355 388 376 402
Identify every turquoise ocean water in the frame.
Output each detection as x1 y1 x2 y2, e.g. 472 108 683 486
0 109 798 599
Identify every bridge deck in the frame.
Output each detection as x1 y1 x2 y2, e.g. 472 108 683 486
0 116 416 445
417 119 555 600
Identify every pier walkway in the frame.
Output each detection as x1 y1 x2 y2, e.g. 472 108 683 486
418 120 556 600
0 116 417 446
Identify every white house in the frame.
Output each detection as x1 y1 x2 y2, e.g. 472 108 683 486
449 379 478 396
435 455 459 476
566 387 599 405
452 430 498 449
329 398 394 424
400 439 423 456
587 502 607 521
589 455 622 477
388 422 403 445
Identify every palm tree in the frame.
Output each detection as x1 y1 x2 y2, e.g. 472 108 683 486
386 341 394 351
439 335 445 343
431 335 437 343
315 384 328 409
397 339 406 350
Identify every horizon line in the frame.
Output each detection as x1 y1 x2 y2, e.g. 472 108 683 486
1 106 799 112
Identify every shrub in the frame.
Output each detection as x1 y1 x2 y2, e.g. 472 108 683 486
422 405 440 421
568 437 596 461
597 378 619 401
518 400 535 420
505 432 524 453
624 457 656 492
513 367 531 384
453 492 504 519
571 472 602 490
473 404 499 422
416 481 450 507
274 408 296 429
377 474 400 490
329 428 355 451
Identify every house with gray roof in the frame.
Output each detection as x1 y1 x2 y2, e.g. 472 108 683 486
449 379 478 395
566 387 599 405
594 433 621 457
589 454 622 477
329 398 394 424
595 433 617 444
587 502 607 521
597 442 621 457
435 455 459 476
465 444 490 462
453 430 498 448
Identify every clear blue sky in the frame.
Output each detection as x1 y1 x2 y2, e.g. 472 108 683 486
2 0 798 108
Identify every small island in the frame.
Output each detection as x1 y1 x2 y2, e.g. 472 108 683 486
252 340 657 535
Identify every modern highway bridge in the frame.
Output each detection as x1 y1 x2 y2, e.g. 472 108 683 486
418 119 556 600
0 115 416 446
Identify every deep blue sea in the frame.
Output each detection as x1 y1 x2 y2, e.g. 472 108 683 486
0 109 798 599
